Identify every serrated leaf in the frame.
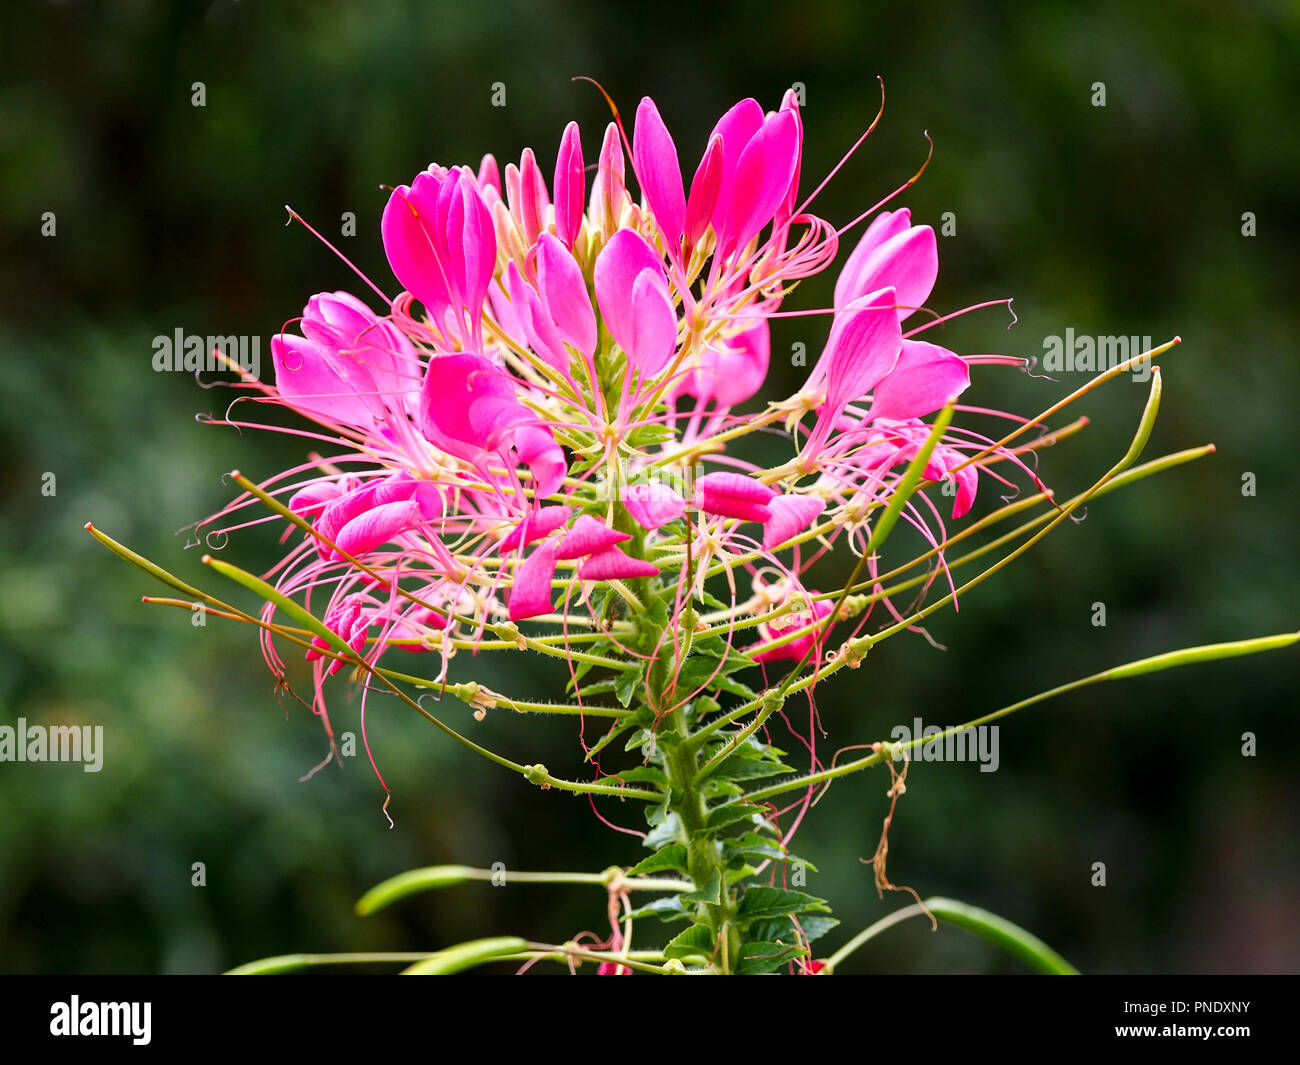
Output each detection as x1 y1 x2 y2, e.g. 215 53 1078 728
644 810 682 850
627 894 689 923
615 665 645 707
679 870 722 906
735 939 806 975
735 886 831 925
664 924 715 961
747 914 839 945
614 765 668 788
698 802 759 835
711 675 755 700
705 754 794 784
626 845 688 876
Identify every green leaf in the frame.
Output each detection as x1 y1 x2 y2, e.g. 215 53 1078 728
626 845 688 876
700 802 760 835
614 766 668 788
714 675 757 700
679 870 722 906
615 665 645 707
628 895 690 923
704 754 794 783
735 886 831 925
735 940 806 975
644 810 682 850
748 914 840 945
664 924 715 961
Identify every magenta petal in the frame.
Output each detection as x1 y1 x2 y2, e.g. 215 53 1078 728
594 228 665 357
381 172 451 319
836 217 937 320
499 505 572 552
707 98 765 230
514 423 567 499
288 480 342 516
516 147 550 245
536 233 596 359
507 261 569 373
334 499 426 557
577 545 659 580
695 471 777 504
627 268 678 376
685 134 724 249
752 598 834 664
419 352 536 457
718 110 799 255
951 462 979 519
833 209 913 311
695 472 776 522
509 538 560 621
272 332 378 426
820 289 904 413
555 514 631 560
870 339 971 423
633 97 686 252
624 483 686 530
762 495 827 549
591 121 627 231
553 121 585 248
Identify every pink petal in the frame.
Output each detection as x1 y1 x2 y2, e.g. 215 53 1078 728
833 209 913 310
514 423 567 499
419 352 536 458
627 268 678 376
633 97 686 253
536 233 596 359
752 599 834 664
685 134 724 249
707 98 765 232
594 228 665 357
835 215 937 320
718 110 800 256
555 514 631 560
590 121 627 232
577 545 659 580
507 261 569 373
272 332 379 426
288 480 342 517
509 538 561 621
695 471 775 522
499 505 572 552
516 147 550 245
869 339 971 423
762 495 827 549
815 288 904 414
477 154 502 196
624 483 686 530
381 171 452 320
553 121 585 248
334 499 426 557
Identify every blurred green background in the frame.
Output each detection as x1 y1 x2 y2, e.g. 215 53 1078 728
1 0 1297 974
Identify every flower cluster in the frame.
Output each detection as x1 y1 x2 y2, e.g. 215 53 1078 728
204 91 1034 736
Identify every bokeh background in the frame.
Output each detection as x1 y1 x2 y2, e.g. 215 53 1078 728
1 0 1297 974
